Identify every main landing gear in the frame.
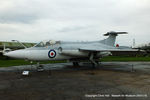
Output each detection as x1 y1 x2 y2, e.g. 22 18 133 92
89 53 100 68
72 62 79 66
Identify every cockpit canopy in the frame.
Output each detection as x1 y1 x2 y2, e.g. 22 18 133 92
34 40 61 47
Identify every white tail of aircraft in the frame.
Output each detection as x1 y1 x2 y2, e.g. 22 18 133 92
100 31 128 46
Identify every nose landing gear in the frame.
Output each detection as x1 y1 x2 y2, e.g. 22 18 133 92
36 62 44 71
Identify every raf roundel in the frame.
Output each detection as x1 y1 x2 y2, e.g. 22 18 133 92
48 50 56 58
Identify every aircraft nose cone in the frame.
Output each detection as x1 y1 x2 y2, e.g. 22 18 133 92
3 50 26 59
3 52 9 56
3 51 19 58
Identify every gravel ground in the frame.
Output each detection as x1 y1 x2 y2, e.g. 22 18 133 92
0 62 150 100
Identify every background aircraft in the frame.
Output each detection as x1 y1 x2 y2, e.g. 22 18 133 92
3 31 138 68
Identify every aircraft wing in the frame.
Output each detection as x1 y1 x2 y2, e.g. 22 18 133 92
79 45 139 52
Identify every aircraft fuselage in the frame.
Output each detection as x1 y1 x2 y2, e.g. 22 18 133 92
4 41 111 61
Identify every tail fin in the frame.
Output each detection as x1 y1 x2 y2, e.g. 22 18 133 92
100 31 128 46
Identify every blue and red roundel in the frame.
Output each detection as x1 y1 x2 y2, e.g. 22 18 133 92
48 49 56 58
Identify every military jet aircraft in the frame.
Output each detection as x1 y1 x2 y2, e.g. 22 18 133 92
3 31 138 67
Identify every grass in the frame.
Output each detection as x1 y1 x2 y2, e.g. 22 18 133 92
0 56 149 67
101 56 150 62
0 60 66 67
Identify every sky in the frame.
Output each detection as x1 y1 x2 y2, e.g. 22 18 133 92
0 0 150 46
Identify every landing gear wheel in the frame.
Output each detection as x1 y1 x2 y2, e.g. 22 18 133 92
73 62 79 66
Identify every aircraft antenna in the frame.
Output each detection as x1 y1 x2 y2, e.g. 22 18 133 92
133 39 135 48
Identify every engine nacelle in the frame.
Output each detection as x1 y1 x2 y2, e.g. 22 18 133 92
58 47 88 57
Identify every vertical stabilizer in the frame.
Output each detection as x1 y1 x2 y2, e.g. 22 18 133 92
100 31 127 46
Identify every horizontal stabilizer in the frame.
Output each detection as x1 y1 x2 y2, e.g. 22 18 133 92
104 31 128 36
